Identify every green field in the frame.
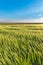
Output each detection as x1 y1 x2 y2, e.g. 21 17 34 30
0 24 43 65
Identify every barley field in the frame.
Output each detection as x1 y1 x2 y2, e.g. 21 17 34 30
0 24 43 65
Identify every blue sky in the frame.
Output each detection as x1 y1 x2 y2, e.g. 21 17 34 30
0 0 43 21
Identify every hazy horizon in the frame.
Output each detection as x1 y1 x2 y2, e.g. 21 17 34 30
0 17 43 23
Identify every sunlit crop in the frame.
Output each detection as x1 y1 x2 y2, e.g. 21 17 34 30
0 24 43 65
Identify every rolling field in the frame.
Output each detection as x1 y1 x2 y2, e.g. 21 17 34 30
0 24 43 65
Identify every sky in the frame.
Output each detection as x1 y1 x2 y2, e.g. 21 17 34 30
0 0 43 22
